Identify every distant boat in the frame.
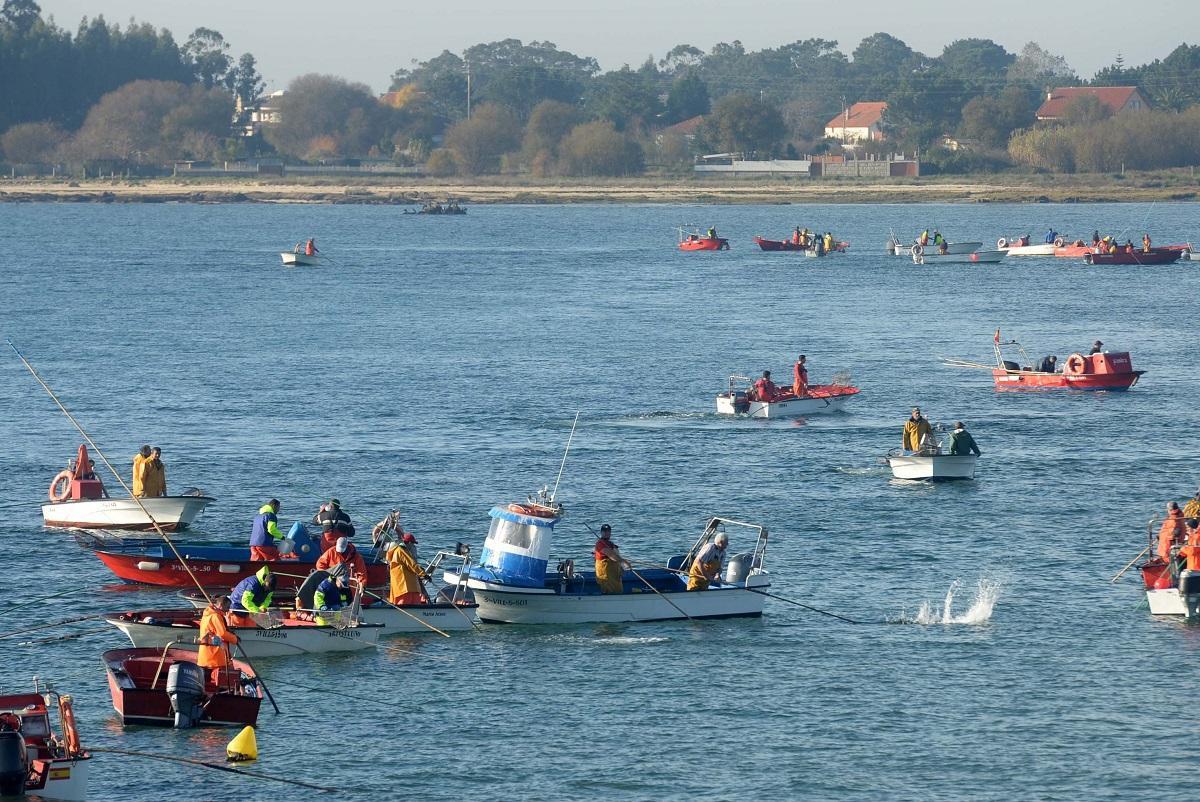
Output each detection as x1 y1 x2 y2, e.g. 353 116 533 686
281 252 321 266
887 235 980 255
886 451 978 481
911 246 1006 264
1085 248 1182 265
716 375 860 418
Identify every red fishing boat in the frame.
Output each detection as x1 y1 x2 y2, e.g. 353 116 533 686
677 226 729 251
1085 247 1182 265
752 235 848 254
942 330 1145 391
0 680 89 801
102 647 262 728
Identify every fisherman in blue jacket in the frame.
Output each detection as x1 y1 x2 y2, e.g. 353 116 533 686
249 499 285 560
231 565 276 616
313 572 351 625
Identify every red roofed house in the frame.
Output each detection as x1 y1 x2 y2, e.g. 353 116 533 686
657 115 705 142
1036 86 1150 121
824 102 887 143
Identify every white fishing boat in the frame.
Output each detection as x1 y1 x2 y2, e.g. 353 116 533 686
445 492 771 625
911 247 1006 265
716 375 860 418
281 252 321 266
1138 519 1200 617
104 609 382 656
887 236 981 255
996 237 1055 256
885 449 978 481
42 494 214 531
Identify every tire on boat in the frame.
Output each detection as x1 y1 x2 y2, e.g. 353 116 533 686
910 243 923 257
1054 236 1065 247
997 237 1008 249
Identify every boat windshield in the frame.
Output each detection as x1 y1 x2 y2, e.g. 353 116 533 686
487 517 537 551
17 712 50 738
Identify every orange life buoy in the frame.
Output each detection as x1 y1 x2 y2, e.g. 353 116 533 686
1065 353 1087 375
58 695 82 756
49 470 72 502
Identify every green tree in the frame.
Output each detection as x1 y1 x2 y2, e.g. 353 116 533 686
232 53 265 109
939 38 1014 85
480 64 581 119
584 65 662 130
557 120 644 176
183 27 232 90
1062 95 1111 125
264 73 387 160
442 102 521 174
521 99 583 159
702 93 785 154
0 119 66 162
1 0 40 33
1007 42 1075 88
665 71 710 123
658 44 703 76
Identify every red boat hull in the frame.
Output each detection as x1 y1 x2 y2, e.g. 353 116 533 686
103 647 261 727
753 236 847 253
93 551 389 588
1085 248 1182 265
991 369 1142 391
679 237 729 251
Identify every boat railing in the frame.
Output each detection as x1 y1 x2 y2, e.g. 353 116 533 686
679 517 769 577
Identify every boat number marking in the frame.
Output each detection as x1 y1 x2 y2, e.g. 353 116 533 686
326 629 362 639
253 630 287 639
479 595 527 607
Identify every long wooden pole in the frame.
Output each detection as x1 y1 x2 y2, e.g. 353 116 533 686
1111 545 1151 583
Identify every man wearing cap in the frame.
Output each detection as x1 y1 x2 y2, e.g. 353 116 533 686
946 422 981 457
902 408 932 454
687 531 728 591
1088 340 1104 355
313 498 355 553
593 524 628 594
385 534 428 605
315 535 367 592
249 499 285 561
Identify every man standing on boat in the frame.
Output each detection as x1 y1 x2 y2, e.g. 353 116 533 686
249 499 286 561
1142 233 1152 253
793 355 808 398
385 537 427 604
313 499 355 553
1157 502 1186 561
687 532 728 591
142 447 166 498
198 595 238 689
305 238 318 257
594 524 628 594
131 445 151 497
316 536 368 593
947 422 981 457
902 408 932 454
1089 340 1104 355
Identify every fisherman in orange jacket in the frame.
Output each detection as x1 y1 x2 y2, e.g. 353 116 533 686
315 536 367 591
1157 502 1186 561
198 595 238 690
305 238 318 256
793 355 808 398
752 370 779 402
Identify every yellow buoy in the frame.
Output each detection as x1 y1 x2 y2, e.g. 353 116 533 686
226 726 258 762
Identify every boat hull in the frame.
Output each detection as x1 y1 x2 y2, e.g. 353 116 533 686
103 647 261 727
468 576 769 624
914 249 1005 264
754 236 846 253
42 495 214 531
716 385 860 418
177 590 477 633
1085 249 1182 265
890 241 980 255
106 613 381 656
1001 243 1056 256
991 368 1142 391
888 454 977 480
679 237 729 251
281 252 321 266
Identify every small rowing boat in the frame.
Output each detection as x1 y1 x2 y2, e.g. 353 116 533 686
0 680 89 801
281 252 321 266
911 246 1005 264
885 449 978 481
887 235 980 256
753 236 847 254
102 647 262 728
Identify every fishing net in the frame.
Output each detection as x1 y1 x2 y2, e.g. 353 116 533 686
830 371 852 386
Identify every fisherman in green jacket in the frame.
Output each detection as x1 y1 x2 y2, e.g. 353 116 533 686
947 422 981 456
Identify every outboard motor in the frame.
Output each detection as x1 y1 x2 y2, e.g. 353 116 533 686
166 660 206 728
1180 569 1200 619
724 553 755 584
0 730 27 797
732 391 751 414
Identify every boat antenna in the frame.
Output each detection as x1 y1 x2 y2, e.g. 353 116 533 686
550 412 579 503
7 339 213 604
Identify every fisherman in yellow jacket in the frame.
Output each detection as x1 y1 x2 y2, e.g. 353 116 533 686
687 531 728 591
902 408 932 454
385 536 427 605
141 446 167 498
593 524 628 594
131 445 151 497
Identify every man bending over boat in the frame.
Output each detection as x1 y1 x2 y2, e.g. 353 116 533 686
902 408 933 454
594 524 629 594
316 536 368 592
198 595 238 689
947 422 981 457
249 499 286 560
314 573 352 625
231 566 276 625
687 531 728 591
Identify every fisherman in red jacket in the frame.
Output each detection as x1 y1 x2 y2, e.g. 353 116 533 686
752 370 778 403
305 238 318 256
792 355 808 398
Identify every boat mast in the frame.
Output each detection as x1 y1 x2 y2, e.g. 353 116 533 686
550 412 580 503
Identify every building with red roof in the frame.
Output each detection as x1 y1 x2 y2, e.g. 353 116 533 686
1036 86 1150 121
824 102 887 143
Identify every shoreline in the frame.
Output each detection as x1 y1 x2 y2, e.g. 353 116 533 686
2 175 1198 204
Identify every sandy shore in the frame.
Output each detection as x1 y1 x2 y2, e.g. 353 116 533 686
2 175 1198 204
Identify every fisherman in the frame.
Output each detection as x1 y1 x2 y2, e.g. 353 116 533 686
752 370 779 403
792 354 808 398
230 566 276 624
593 523 628 595
249 499 286 561
814 235 825 256
823 232 834 253
946 422 981 456
687 530 728 591
1044 229 1058 244
933 230 944 246
706 226 718 240
1143 233 1152 253
1124 240 1135 254
313 498 355 553
1019 234 1030 247
1177 538 1200 616
141 446 166 498
937 240 948 255
1183 490 1200 526
1088 340 1104 355
304 238 318 257
1157 502 1186 561
792 226 802 245
313 573 352 625
131 445 152 497
902 407 932 454
1091 230 1101 246
198 595 238 689
919 229 930 246
315 536 368 591
384 536 427 605
1108 240 1118 254
1037 355 1058 373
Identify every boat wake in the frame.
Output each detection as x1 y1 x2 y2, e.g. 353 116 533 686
896 578 1000 625
591 636 671 646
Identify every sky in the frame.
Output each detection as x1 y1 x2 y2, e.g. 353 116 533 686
37 0 1200 94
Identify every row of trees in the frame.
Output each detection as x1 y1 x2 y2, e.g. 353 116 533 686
1008 107 1200 173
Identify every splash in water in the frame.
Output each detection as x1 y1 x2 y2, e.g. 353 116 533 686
901 578 1000 625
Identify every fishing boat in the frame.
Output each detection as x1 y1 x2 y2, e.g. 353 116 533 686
716 375 859 418
753 236 848 254
105 608 383 656
1085 247 1182 265
42 445 214 531
678 226 729 251
446 493 770 624
942 330 1145 391
280 252 321 266
76 528 390 588
403 201 466 215
885 449 978 481
996 236 1056 256
886 235 980 255
0 679 89 801
911 246 1006 264
102 647 262 728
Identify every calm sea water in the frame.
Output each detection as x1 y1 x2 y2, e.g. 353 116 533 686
2 201 1199 801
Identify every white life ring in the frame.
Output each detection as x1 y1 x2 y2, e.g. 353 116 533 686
911 243 923 257
997 237 1008 249
1053 236 1065 248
